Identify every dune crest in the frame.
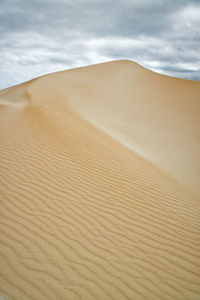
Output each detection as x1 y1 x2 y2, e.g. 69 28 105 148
25 60 200 194
0 60 200 299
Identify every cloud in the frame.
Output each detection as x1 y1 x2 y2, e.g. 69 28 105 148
0 0 200 89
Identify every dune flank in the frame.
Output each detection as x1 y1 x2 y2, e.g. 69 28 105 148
0 60 200 299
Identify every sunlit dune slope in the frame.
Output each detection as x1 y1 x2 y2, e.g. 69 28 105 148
0 60 200 300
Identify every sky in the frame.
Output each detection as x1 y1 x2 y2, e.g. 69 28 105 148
0 0 200 89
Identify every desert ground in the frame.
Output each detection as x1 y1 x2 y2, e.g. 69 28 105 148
0 60 200 299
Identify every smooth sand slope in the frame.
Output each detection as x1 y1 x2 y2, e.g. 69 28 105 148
0 60 200 300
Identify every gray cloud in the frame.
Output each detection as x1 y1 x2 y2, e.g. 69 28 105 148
0 0 200 89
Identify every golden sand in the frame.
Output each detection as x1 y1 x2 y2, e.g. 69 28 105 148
0 60 200 299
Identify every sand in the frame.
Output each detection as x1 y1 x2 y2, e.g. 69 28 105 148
0 60 200 300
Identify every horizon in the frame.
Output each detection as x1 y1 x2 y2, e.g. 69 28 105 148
0 0 200 89
1 58 200 91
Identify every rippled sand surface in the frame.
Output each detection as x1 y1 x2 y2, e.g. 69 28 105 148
0 60 200 299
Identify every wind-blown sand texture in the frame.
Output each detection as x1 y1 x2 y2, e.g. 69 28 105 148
0 60 200 300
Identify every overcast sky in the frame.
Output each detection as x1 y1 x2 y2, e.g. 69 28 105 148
0 0 200 89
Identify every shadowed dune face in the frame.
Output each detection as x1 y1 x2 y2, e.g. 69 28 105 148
26 60 200 194
0 60 200 300
0 84 29 107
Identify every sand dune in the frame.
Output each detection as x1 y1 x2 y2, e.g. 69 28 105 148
0 60 200 299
